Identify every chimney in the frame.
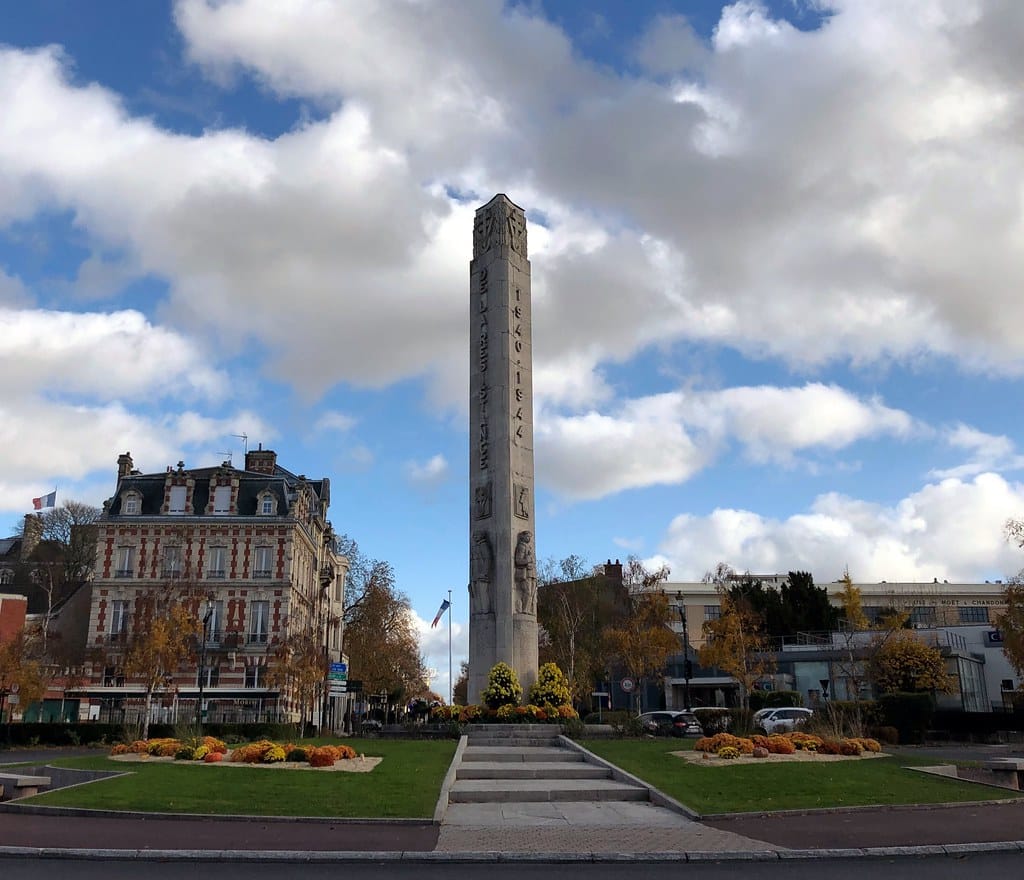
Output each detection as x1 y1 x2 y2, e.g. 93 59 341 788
245 444 277 475
21 514 43 560
604 559 623 583
117 452 134 480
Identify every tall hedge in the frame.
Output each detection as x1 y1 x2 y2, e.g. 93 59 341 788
878 692 935 744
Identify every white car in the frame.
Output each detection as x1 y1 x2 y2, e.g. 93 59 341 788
755 707 813 735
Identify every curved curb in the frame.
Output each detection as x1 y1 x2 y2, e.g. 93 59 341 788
1 842 1022 862
0 803 435 825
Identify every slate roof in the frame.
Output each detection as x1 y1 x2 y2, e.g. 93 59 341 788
104 463 328 518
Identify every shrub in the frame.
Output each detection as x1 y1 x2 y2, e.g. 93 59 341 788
818 740 843 755
459 704 482 723
693 708 732 735
857 737 882 753
230 740 281 764
749 690 802 711
838 739 862 756
147 738 182 757
175 746 196 761
788 732 823 751
878 693 934 745
766 736 795 755
286 746 309 762
750 734 769 749
736 737 755 755
496 704 515 720
481 662 523 709
717 745 741 759
264 745 286 763
529 662 572 708
109 743 132 755
868 725 900 745
727 708 755 736
308 747 337 768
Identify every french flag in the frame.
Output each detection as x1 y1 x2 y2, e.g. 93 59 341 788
32 491 56 510
431 598 451 628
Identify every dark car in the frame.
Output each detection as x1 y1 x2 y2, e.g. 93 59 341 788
638 710 703 737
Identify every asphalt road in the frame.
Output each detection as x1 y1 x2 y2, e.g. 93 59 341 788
1 853 1022 877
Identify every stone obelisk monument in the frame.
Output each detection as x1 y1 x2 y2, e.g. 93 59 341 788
468 194 538 703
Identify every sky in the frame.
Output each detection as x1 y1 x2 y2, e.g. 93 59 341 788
2 0 1024 699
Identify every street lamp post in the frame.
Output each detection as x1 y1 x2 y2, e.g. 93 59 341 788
197 599 214 733
676 592 692 710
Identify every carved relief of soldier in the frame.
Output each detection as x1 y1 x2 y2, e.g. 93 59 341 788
470 531 493 614
513 530 536 614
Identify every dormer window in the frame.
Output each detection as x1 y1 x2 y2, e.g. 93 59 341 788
213 485 232 515
169 485 187 514
122 493 141 515
257 491 277 516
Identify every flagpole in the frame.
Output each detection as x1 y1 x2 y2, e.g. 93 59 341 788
447 588 453 706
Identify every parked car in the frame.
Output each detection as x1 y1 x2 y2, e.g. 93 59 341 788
638 710 703 738
755 707 813 735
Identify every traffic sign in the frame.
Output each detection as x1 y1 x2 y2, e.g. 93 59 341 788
620 677 635 693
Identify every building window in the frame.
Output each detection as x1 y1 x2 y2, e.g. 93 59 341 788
162 546 183 578
703 605 721 621
213 485 232 515
862 606 883 624
168 485 187 514
261 495 275 515
0 570 11 585
123 494 140 515
102 666 125 687
115 547 135 578
909 606 936 626
197 665 220 688
249 600 270 643
205 600 224 643
958 606 990 624
1002 679 1014 692
244 665 267 688
110 599 129 640
207 547 227 579
253 546 273 578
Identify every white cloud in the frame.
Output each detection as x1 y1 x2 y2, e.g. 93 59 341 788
1 0 1022 416
0 307 226 400
405 454 450 487
0 398 274 511
929 423 1024 479
660 472 1024 582
314 411 357 434
537 383 914 500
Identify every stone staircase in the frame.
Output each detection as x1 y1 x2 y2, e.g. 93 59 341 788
447 724 649 805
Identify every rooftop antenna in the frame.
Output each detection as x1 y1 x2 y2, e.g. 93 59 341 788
232 433 249 455
216 451 233 466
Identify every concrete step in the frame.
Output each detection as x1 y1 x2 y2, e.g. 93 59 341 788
456 761 611 780
461 746 583 763
466 737 562 748
448 778 649 804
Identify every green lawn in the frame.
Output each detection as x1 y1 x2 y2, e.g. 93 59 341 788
26 738 457 818
579 738 1024 814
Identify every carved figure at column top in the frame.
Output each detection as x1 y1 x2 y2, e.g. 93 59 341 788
513 530 537 615
470 531 493 614
473 195 527 259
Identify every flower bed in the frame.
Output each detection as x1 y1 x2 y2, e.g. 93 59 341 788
111 738 358 767
692 731 882 762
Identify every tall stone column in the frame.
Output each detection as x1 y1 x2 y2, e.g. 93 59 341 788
468 194 538 704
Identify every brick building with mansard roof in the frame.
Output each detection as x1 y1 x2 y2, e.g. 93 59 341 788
76 448 349 728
